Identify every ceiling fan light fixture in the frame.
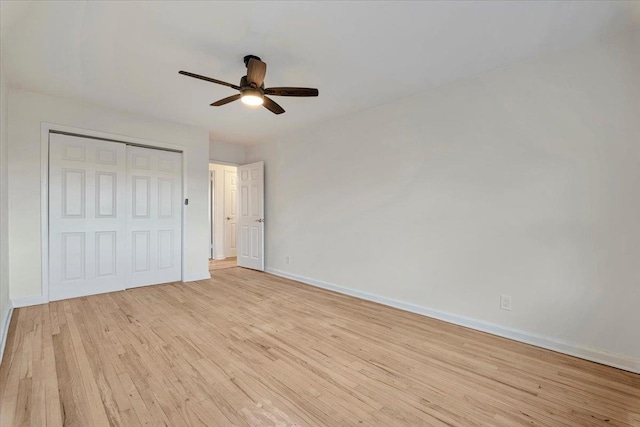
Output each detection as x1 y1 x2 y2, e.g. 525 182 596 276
241 89 264 106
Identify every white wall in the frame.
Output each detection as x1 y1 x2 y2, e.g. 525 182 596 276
247 29 640 369
8 89 211 300
0 26 12 358
209 163 237 260
210 139 246 165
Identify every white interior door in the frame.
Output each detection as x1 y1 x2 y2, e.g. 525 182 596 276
126 146 182 288
224 169 237 258
237 161 264 271
49 133 127 300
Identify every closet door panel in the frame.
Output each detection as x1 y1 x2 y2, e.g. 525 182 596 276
126 146 182 288
49 134 127 301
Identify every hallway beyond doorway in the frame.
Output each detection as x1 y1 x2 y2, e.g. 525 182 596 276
209 257 237 272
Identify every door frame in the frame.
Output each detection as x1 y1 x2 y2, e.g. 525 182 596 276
40 122 188 302
209 168 216 259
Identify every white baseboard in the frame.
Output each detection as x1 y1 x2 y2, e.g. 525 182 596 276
10 273 214 307
11 295 48 308
266 268 640 374
1 304 14 363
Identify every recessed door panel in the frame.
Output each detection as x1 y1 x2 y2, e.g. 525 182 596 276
240 226 249 257
96 231 116 277
97 148 117 165
62 169 85 218
158 178 173 218
229 223 237 251
132 231 151 272
158 230 174 269
132 153 151 170
230 186 237 216
63 144 86 162
132 176 150 218
158 158 176 172
251 184 259 216
96 172 116 218
250 227 259 259
241 186 248 216
62 232 85 281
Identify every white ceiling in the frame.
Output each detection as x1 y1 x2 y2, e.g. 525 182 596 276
1 1 636 146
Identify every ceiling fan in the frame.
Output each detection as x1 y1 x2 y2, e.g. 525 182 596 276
179 55 319 115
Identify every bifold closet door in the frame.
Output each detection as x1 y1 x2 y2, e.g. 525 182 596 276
49 134 128 301
126 146 182 288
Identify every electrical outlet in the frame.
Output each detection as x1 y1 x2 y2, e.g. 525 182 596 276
500 295 512 311
285 256 290 265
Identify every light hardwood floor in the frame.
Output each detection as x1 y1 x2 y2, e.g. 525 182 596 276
209 257 237 272
1 267 639 426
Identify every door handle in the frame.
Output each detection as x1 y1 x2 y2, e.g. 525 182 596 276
227 217 232 220
255 219 264 223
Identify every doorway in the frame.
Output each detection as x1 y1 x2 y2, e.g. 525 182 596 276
209 163 238 270
208 161 265 273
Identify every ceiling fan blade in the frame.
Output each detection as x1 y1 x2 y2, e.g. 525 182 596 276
210 94 241 106
179 70 240 90
263 96 285 115
264 87 319 97
246 58 267 87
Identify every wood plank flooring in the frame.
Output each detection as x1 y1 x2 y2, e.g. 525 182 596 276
1 267 639 426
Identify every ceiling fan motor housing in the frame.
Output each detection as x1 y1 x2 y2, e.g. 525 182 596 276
243 55 262 68
240 75 265 91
